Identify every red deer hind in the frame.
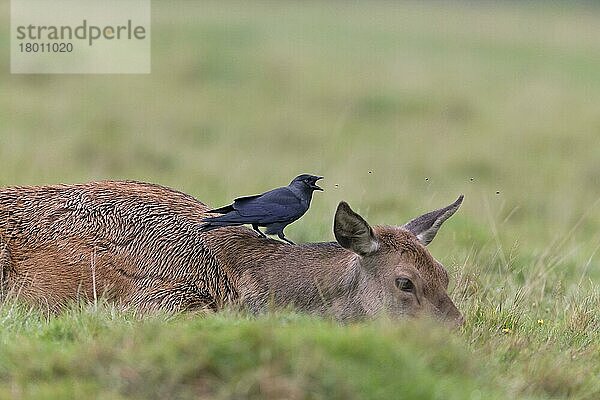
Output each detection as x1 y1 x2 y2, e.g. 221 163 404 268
0 181 463 325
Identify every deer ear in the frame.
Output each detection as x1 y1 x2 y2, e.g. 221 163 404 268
403 195 464 246
334 201 379 256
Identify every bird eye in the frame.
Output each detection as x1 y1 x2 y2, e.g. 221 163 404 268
395 277 414 293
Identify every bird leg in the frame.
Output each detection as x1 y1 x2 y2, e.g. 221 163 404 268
252 224 267 238
277 232 295 245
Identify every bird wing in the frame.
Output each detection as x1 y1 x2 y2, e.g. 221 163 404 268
231 193 263 206
232 187 305 223
208 192 265 214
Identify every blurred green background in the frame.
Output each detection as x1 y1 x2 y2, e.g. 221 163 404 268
1 1 600 399
3 2 600 247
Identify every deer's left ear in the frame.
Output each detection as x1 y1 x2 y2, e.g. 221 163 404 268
334 201 379 256
403 195 464 246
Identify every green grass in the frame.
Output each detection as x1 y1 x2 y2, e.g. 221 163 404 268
0 304 556 400
2 1 600 398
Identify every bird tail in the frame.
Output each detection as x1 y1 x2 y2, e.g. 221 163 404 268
199 222 223 232
199 221 243 232
207 204 235 214
200 212 246 232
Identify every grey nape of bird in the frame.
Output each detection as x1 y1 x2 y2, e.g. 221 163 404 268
199 174 324 245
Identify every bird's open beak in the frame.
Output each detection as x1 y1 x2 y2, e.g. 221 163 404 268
311 176 324 191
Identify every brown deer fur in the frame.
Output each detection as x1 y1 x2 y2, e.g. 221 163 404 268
0 181 463 324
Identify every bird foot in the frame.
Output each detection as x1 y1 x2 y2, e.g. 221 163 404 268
252 225 268 238
278 234 295 245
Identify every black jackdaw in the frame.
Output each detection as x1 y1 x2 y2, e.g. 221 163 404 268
200 174 324 244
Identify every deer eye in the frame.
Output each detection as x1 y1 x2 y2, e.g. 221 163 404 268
395 277 414 293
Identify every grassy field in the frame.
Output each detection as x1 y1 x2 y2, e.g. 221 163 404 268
2 1 600 398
